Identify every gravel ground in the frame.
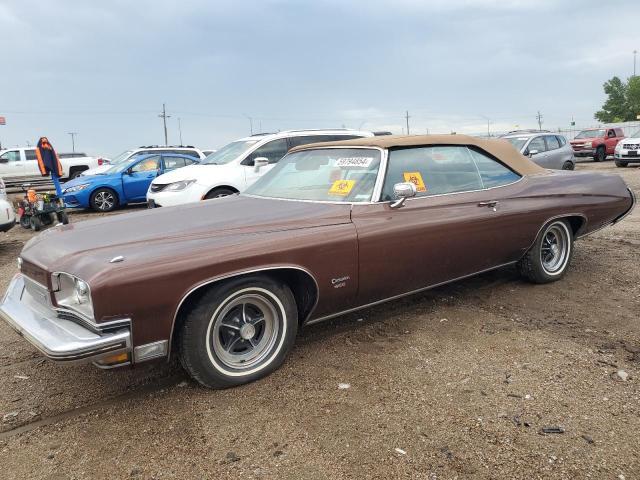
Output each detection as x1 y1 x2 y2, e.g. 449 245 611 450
0 161 638 479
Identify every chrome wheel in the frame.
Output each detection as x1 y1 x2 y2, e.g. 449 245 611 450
540 222 570 275
94 190 115 211
207 290 281 371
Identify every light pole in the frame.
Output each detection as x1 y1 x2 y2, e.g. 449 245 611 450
67 132 78 153
634 50 637 77
178 118 183 145
480 115 491 137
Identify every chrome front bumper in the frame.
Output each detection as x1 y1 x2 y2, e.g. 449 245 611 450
0 274 131 363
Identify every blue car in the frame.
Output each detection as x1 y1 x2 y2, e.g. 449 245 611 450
62 153 199 212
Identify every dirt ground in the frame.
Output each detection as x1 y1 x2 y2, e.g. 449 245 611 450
0 161 638 479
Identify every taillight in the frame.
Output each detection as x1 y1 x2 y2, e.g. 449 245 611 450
98 158 104 166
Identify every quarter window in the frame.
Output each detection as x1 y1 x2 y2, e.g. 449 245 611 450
244 139 289 165
467 148 521 188
25 149 37 160
556 135 566 147
382 146 483 200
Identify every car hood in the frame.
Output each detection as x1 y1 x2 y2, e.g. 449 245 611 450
19 195 353 279
62 172 118 191
82 165 112 176
570 137 598 144
153 163 238 185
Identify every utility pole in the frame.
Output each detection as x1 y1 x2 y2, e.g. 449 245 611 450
178 118 183 145
67 132 78 153
480 115 491 137
536 111 543 130
405 110 411 135
244 115 254 135
158 103 170 145
634 50 637 77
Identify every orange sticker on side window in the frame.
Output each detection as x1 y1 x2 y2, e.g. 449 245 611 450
329 179 355 196
403 172 427 192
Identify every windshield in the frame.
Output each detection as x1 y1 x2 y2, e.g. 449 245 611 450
109 150 134 164
104 156 142 174
201 140 259 165
575 129 604 139
629 129 640 139
246 148 381 203
503 137 529 151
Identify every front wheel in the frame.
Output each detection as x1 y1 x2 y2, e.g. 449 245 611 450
594 146 606 162
30 216 42 232
178 275 298 388
204 187 236 200
517 220 573 284
561 161 575 170
90 188 118 212
615 160 628 168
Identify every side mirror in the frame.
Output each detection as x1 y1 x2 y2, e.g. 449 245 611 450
0 158 7 164
528 149 539 157
253 157 269 172
390 182 417 208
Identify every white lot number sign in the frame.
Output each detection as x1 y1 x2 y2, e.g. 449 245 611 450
336 157 374 168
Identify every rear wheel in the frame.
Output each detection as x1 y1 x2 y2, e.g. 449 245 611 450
30 216 42 232
517 220 573 284
204 187 236 199
57 211 69 225
615 160 628 168
561 160 575 170
90 188 118 212
20 215 31 229
594 146 606 162
178 275 298 389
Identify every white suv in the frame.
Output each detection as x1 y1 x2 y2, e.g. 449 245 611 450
147 129 374 207
82 145 206 176
614 128 640 167
0 147 100 184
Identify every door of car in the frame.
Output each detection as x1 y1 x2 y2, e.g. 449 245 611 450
242 138 289 188
351 145 530 305
0 150 26 178
122 155 161 201
543 135 563 169
524 136 549 167
22 148 42 176
605 129 619 154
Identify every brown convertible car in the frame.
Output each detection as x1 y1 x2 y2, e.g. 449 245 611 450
1 135 635 388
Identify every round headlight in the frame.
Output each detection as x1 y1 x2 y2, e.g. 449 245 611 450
75 279 89 303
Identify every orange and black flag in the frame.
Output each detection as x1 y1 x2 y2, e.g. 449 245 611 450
35 137 63 177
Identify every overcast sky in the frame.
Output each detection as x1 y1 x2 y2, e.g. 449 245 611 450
1 0 639 156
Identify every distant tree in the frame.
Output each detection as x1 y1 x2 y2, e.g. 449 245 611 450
594 76 630 123
627 76 640 121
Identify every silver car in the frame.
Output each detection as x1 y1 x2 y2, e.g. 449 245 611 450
501 132 575 170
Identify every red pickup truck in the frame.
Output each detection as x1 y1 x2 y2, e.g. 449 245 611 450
570 127 625 162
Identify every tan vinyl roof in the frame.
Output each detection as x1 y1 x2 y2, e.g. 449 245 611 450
289 134 546 176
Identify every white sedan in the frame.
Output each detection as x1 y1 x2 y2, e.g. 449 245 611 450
0 178 16 232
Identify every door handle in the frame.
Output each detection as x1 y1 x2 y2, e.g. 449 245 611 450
478 201 499 211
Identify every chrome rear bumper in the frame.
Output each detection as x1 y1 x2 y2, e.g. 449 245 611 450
0 274 131 363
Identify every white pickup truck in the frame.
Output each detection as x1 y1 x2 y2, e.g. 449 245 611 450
0 147 102 186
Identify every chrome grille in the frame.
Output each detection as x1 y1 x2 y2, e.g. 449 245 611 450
150 183 167 193
23 275 51 307
623 143 639 149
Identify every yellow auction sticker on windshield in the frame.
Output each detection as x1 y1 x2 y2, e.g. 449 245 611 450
329 179 355 196
403 172 427 192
